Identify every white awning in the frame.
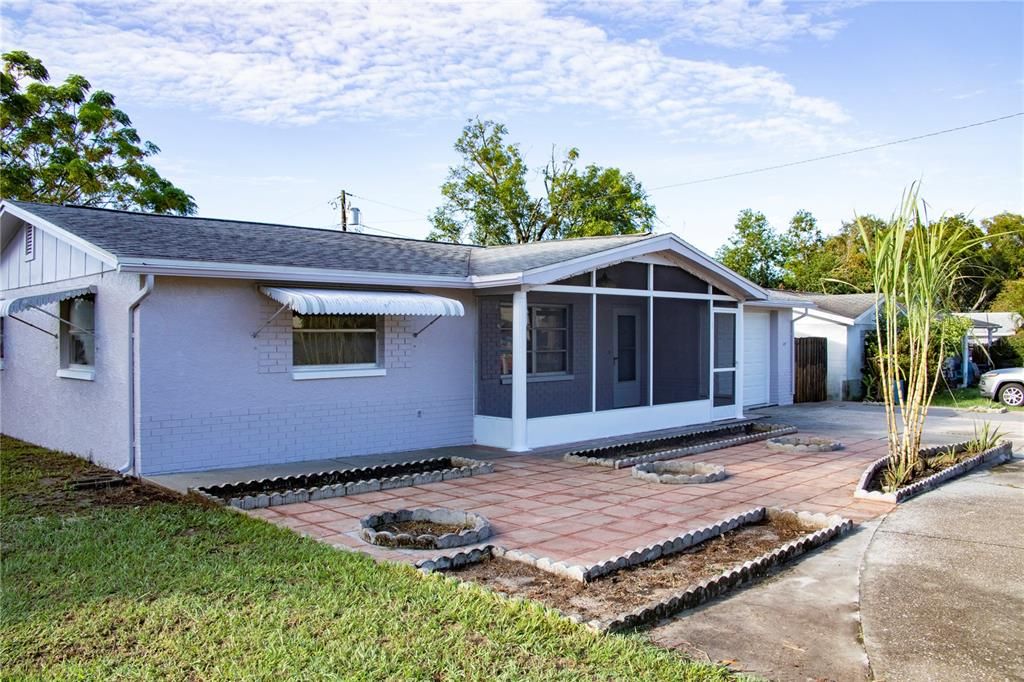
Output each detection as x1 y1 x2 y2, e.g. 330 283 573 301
259 286 465 317
0 285 97 317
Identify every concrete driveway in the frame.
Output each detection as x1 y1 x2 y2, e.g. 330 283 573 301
650 402 1023 681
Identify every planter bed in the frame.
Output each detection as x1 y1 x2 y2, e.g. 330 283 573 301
191 456 494 509
423 507 852 632
765 435 843 453
854 440 1013 504
563 421 797 469
631 461 727 484
360 508 492 550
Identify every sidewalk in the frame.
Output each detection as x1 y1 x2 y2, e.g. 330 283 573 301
860 457 1024 681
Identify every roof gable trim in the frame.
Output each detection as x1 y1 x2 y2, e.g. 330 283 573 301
1 202 119 268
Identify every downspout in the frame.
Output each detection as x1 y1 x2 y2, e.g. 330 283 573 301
120 274 154 475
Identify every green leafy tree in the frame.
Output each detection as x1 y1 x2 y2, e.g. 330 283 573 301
818 217 880 293
780 209 837 291
715 209 785 288
427 119 655 244
990 279 1024 316
1 50 195 214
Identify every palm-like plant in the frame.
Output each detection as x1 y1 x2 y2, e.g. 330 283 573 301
858 185 978 491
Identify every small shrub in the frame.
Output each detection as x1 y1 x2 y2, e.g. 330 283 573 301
965 421 1004 454
989 331 1024 368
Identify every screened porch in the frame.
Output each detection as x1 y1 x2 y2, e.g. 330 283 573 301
473 260 745 451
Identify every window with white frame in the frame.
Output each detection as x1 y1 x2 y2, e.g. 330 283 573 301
498 304 570 375
292 313 379 367
60 296 95 369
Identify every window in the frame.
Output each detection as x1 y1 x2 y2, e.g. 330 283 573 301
499 304 569 375
292 313 378 367
58 296 95 379
713 311 737 406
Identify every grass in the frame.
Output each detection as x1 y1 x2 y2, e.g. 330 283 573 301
928 386 1023 412
0 436 730 681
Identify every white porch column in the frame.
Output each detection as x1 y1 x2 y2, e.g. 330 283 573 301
961 332 970 388
510 289 530 451
736 302 745 416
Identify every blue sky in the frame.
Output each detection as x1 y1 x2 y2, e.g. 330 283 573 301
3 0 1022 253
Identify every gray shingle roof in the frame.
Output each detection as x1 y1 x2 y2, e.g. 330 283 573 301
770 290 878 319
8 200 476 277
5 200 656 279
468 234 655 276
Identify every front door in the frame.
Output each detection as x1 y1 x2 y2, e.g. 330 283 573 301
613 311 642 408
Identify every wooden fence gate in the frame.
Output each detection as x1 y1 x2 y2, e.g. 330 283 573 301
794 337 827 403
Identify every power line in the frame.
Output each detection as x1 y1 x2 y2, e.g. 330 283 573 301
345 191 429 217
649 112 1024 191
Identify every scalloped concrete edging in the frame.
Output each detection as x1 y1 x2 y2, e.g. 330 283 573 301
631 460 727 484
854 440 1013 503
766 435 843 453
190 456 494 510
360 508 492 550
563 422 798 469
422 506 852 632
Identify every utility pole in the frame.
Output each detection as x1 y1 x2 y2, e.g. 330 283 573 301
340 189 347 232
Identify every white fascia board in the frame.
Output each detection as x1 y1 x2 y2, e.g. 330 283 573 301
0 202 119 267
851 304 880 326
116 257 471 288
509 233 766 299
745 299 816 310
799 307 857 326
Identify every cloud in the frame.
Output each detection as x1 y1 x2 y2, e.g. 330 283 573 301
1 0 849 143
562 0 850 49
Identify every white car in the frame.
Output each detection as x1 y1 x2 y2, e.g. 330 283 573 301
979 367 1024 407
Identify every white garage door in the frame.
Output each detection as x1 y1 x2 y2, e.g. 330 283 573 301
743 311 771 406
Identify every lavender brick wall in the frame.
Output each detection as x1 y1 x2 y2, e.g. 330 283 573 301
0 270 140 471
476 292 592 418
137 277 476 474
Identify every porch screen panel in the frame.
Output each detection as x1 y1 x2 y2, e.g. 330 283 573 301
652 298 709 404
653 265 707 293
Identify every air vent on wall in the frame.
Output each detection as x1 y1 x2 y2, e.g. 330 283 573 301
24 225 36 262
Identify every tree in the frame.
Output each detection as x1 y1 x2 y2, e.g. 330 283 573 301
990 279 1024 316
858 185 978 491
981 212 1024 309
715 209 784 288
780 209 836 291
1 50 195 214
818 217 879 293
427 119 654 245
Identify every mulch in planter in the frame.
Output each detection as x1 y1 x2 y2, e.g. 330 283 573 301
375 519 471 537
573 423 772 461
448 516 813 624
868 444 982 492
199 457 465 502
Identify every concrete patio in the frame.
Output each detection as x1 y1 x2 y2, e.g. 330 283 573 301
147 402 1021 567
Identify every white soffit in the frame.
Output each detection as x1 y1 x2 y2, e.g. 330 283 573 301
260 286 465 317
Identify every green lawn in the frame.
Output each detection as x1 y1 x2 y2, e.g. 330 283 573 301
0 437 730 681
929 386 1023 412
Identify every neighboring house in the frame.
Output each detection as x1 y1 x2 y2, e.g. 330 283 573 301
783 292 879 401
0 201 800 475
953 311 1022 345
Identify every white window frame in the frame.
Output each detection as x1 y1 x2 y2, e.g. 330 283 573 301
57 296 96 381
499 303 571 378
290 313 386 380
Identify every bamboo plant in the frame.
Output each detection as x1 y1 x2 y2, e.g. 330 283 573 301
857 185 978 491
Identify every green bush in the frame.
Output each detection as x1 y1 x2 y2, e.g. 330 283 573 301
989 331 1024 368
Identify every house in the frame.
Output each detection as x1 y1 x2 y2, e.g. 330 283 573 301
784 292 879 401
953 311 1022 345
0 200 801 475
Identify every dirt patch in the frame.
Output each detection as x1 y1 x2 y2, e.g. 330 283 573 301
2 436 180 515
376 519 471 537
570 423 772 461
450 517 813 622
